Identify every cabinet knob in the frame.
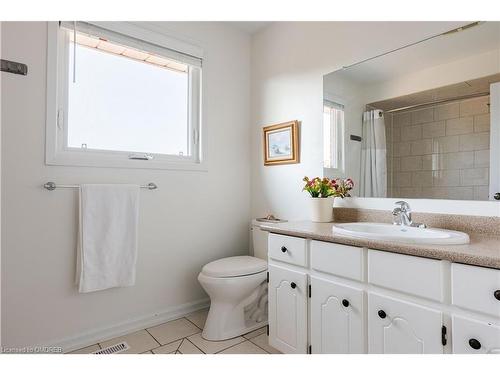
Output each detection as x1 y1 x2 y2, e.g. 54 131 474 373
494 290 500 301
378 310 387 319
342 299 350 307
290 282 297 289
494 192 500 200
469 338 481 350
281 246 287 253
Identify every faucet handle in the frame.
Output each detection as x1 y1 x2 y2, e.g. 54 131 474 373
395 200 411 212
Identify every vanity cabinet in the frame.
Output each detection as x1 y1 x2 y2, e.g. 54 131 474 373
267 264 308 354
368 293 443 354
310 276 364 353
267 233 500 354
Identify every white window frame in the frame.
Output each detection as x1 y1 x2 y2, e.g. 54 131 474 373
323 99 345 175
45 21 206 171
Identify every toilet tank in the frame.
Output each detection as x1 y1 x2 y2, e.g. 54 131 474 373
250 220 268 260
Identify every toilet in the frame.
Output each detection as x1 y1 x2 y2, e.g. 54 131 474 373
198 220 269 341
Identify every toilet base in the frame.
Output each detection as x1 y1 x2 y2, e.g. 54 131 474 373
199 272 268 341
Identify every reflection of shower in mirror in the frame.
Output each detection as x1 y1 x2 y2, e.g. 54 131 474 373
323 21 500 201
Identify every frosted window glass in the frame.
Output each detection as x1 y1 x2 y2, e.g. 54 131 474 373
67 44 189 156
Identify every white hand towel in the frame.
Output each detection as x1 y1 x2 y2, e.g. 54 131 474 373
77 184 140 293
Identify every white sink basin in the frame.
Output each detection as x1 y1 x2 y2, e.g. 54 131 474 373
332 222 470 245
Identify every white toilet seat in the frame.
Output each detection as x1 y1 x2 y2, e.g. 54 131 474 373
201 255 267 278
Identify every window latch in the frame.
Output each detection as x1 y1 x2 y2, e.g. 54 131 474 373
193 129 199 145
128 153 154 160
57 109 64 130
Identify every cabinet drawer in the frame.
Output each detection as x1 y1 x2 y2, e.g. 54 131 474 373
451 263 500 317
368 249 442 302
311 240 364 281
452 315 500 354
268 234 307 267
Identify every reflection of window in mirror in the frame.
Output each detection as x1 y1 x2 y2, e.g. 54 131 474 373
323 100 345 174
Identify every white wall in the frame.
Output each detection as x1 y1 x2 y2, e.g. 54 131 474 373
250 21 500 220
1 21 251 349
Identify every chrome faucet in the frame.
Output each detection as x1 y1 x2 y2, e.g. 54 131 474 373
392 201 427 228
392 201 412 226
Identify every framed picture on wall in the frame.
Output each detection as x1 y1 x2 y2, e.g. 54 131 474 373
262 120 300 166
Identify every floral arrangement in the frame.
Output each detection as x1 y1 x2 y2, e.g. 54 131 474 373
302 177 354 198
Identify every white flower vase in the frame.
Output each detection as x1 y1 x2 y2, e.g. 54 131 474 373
310 197 334 222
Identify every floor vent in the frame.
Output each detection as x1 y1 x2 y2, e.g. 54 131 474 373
92 342 130 354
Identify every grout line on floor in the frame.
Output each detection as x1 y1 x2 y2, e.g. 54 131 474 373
148 345 161 353
179 338 204 354
184 337 206 354
184 308 209 330
171 339 183 352
146 333 192 349
185 316 203 330
145 328 162 348
145 317 197 346
213 337 249 354
248 334 275 354
250 340 272 354
185 336 208 354
176 339 185 353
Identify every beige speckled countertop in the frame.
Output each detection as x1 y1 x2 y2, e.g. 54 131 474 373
260 220 500 269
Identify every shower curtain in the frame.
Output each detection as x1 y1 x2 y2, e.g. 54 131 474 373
360 109 387 198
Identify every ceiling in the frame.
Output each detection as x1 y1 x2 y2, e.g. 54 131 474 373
225 22 273 34
368 73 500 112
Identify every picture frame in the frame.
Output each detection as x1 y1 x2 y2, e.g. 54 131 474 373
262 120 300 166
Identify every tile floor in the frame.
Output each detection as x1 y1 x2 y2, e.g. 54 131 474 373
68 308 281 354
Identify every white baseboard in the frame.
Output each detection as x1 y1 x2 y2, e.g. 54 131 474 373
46 298 209 353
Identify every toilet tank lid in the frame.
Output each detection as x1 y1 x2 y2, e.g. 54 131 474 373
201 256 267 278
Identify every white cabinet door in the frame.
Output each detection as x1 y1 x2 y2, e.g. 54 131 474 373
368 292 443 353
310 276 364 353
452 315 500 354
268 264 308 354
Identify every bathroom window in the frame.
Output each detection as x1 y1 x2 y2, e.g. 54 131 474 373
46 22 204 170
323 100 345 173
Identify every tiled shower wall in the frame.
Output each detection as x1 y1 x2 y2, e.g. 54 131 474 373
386 95 490 200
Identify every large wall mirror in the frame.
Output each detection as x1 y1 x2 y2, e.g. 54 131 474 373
323 22 500 201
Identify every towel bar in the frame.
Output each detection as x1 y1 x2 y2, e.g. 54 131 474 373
43 182 158 191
